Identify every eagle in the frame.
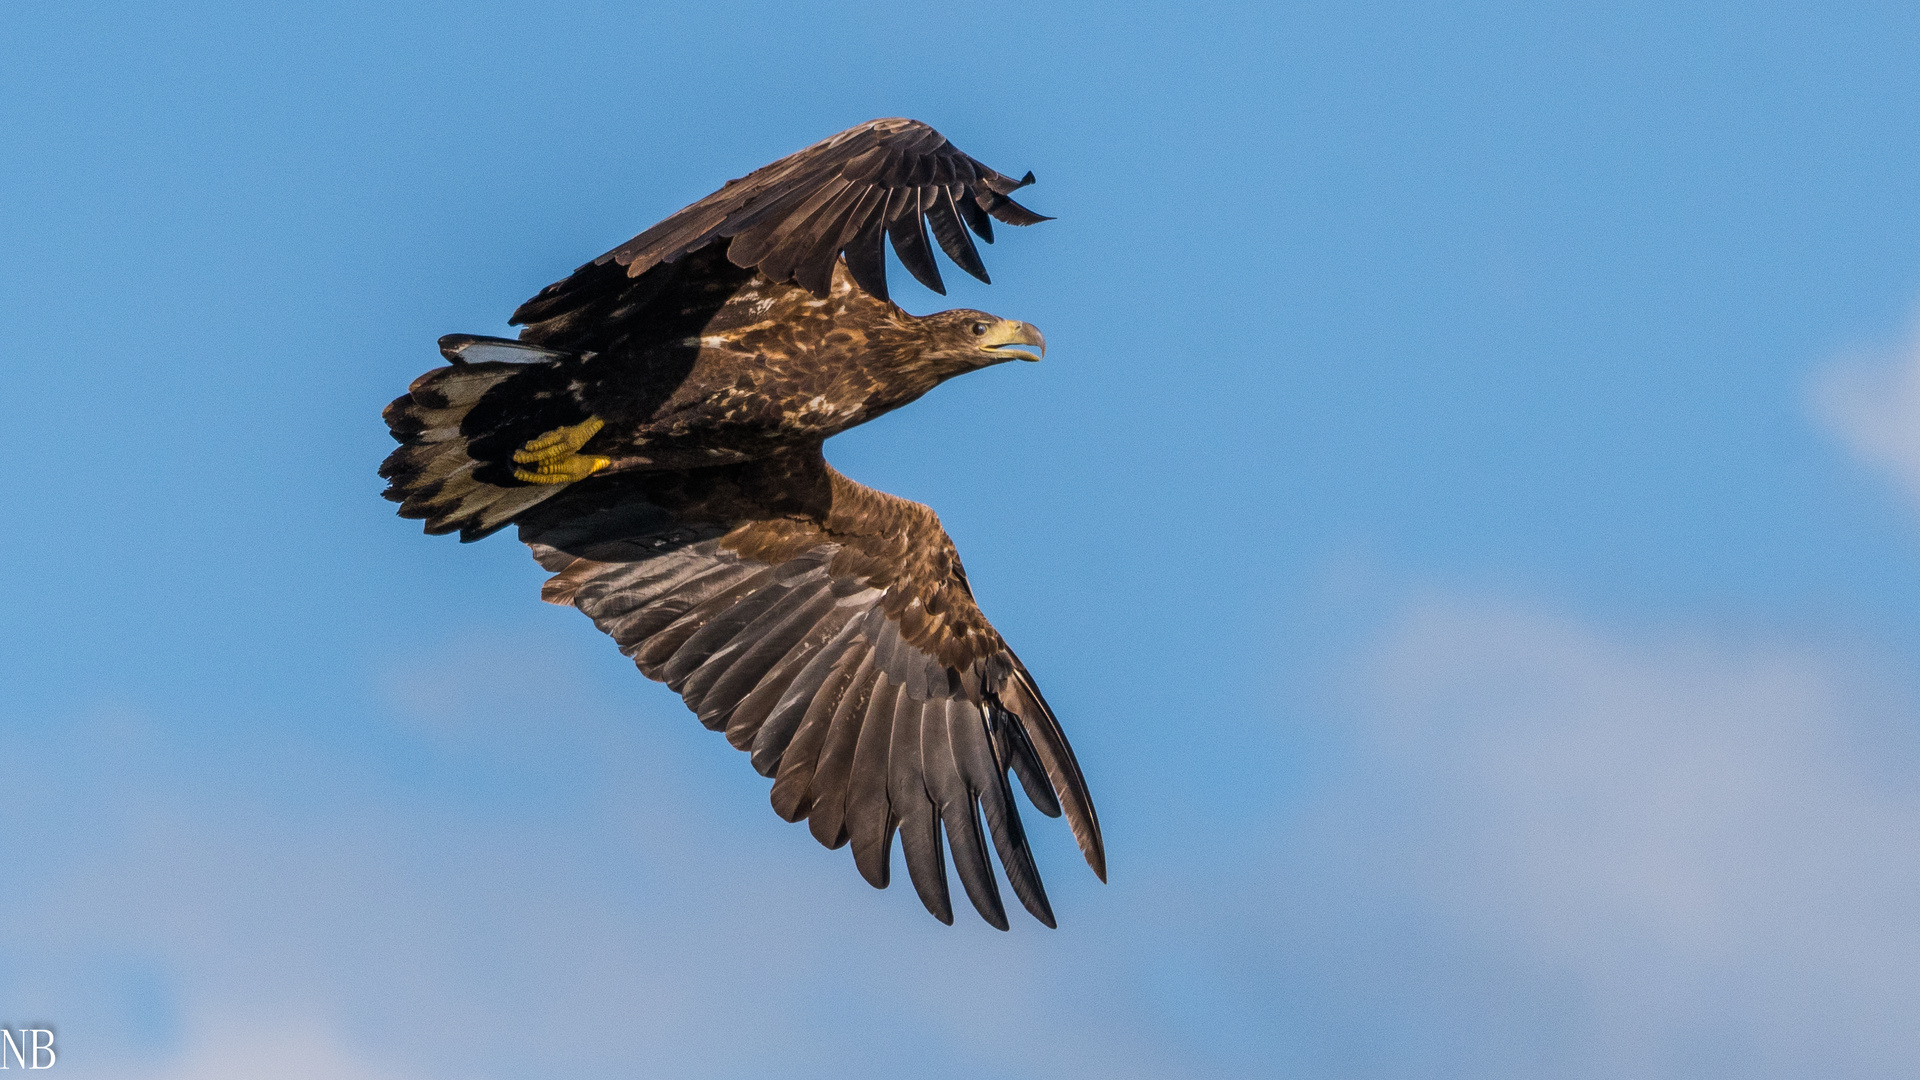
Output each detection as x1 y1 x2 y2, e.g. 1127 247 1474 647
380 118 1103 929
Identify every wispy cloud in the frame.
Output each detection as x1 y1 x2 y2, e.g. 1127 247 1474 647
85 1012 423 1080
2 628 1188 1080
1813 314 1920 509
1265 596 1920 1078
10 602 1920 1079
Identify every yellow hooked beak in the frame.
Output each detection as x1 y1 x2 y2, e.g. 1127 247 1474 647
979 319 1046 362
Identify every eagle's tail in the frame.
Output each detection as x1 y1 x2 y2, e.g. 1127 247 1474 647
379 335 579 542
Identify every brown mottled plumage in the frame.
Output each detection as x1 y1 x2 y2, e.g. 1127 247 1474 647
378 119 1102 928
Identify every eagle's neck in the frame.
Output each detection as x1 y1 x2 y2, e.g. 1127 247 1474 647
850 321 964 419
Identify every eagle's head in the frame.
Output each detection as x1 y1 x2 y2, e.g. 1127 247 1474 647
915 309 1047 371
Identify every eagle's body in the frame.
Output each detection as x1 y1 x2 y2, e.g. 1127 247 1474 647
518 248 985 471
380 119 1101 929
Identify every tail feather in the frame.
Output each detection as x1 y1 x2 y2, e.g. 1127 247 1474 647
380 337 583 542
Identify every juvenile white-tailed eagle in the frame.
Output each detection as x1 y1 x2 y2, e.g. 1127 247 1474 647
380 118 1103 928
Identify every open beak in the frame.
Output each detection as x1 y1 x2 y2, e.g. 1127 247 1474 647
980 320 1046 362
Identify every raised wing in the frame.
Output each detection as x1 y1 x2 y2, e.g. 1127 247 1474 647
515 449 1103 928
539 117 1049 306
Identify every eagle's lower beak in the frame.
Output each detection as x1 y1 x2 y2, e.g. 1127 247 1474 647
981 320 1046 362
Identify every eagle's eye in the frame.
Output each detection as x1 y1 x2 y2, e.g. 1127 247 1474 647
970 321 989 336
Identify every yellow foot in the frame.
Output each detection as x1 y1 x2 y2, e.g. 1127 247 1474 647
512 417 611 484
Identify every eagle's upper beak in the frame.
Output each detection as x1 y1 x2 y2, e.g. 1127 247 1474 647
980 320 1046 362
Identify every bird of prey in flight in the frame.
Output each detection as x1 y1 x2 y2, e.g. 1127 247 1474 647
380 118 1103 928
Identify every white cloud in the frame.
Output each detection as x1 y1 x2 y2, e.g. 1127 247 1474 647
0 628 1188 1080
1291 596 1920 1078
12 603 1920 1079
81 1011 424 1080
1813 314 1920 508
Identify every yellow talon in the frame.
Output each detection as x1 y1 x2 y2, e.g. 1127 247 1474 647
513 455 611 484
512 417 605 463
510 418 610 484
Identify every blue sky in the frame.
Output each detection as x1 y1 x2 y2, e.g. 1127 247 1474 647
7 1 1920 1076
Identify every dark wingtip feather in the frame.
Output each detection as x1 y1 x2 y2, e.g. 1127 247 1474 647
956 190 995 244
886 197 946 295
931 703 1008 929
927 190 990 285
852 820 895 890
1001 668 1106 883
842 218 890 302
904 813 954 925
998 709 1062 818
978 169 1038 195
987 193 1054 226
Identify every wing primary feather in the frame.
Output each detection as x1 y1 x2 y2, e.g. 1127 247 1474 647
927 187 990 284
957 701 1054 926
1000 666 1106 881
891 696 952 924
956 186 995 244
996 703 1062 817
846 677 901 887
982 783 1054 927
979 169 1037 194
930 698 1009 929
979 190 1053 227
886 189 946 295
